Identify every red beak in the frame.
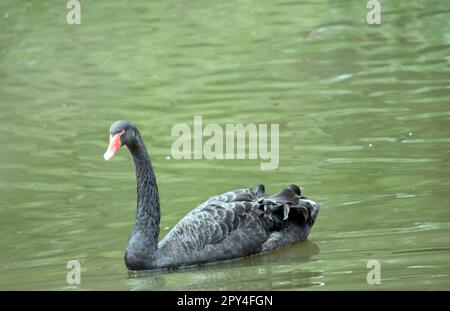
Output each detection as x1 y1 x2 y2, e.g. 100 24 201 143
104 132 123 161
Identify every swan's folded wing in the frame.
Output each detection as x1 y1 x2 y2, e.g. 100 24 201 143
197 188 258 208
156 184 319 265
158 188 266 254
188 198 261 247
256 188 319 229
184 199 270 260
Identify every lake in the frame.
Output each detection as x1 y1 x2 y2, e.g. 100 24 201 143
0 0 449 290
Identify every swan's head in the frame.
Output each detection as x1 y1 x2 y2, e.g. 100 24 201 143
104 120 138 160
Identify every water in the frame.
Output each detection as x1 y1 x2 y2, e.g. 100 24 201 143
0 0 449 290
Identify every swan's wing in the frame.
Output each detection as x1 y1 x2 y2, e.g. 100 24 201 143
157 184 319 265
157 187 269 258
197 188 261 209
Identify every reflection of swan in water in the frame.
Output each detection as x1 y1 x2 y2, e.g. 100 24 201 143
127 241 321 291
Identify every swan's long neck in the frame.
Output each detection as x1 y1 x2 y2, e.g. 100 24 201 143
125 131 160 267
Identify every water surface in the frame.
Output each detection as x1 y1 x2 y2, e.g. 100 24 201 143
0 0 449 290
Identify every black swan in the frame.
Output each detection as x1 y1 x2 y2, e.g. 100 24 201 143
103 120 320 270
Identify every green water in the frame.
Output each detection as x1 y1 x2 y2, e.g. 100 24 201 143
1 0 449 290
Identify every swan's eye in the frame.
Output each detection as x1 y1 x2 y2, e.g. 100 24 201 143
121 130 126 135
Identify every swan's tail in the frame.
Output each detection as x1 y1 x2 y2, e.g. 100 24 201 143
255 184 320 229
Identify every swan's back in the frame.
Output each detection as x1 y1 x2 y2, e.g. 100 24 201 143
152 184 320 269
